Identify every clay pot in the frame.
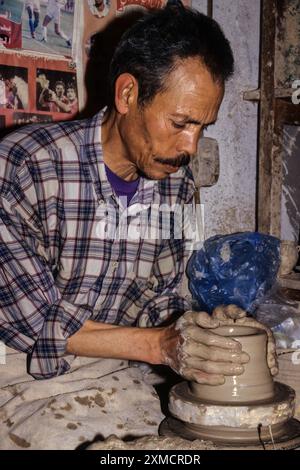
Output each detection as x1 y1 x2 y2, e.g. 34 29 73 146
279 240 300 276
190 325 274 404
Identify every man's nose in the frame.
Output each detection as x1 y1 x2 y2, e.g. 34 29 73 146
177 131 200 157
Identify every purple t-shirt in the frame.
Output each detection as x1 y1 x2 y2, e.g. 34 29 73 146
105 164 139 204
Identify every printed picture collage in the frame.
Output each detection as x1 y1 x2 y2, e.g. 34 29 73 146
0 0 190 132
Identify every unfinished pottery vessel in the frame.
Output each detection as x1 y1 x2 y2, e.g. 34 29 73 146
279 240 300 276
163 325 300 447
190 325 274 403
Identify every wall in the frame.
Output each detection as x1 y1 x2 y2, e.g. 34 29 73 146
192 0 260 238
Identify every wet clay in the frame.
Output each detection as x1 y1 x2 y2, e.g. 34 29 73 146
190 325 274 403
163 325 300 447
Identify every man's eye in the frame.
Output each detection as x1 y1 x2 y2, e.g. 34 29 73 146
172 121 186 129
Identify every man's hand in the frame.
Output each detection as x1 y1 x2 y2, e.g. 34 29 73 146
159 310 250 385
212 305 278 376
159 304 278 385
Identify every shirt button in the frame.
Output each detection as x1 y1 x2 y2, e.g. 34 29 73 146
112 262 118 269
99 199 105 205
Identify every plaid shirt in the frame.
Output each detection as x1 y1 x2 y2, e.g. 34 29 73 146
0 110 195 379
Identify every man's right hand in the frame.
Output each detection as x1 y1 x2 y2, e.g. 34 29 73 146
159 310 250 385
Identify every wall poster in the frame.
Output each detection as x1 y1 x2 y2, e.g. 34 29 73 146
0 50 77 132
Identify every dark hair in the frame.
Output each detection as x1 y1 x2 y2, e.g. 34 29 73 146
108 2 234 109
55 81 65 89
66 83 75 91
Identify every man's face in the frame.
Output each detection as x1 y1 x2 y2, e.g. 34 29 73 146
55 84 65 97
120 58 224 180
67 87 76 101
95 0 104 10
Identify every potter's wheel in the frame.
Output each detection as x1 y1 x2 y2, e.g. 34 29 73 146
159 417 300 450
159 381 300 449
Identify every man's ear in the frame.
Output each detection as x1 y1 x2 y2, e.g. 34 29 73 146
114 73 138 114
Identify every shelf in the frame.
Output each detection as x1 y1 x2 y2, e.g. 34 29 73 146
243 88 297 102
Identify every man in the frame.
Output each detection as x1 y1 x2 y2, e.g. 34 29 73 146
88 0 110 18
0 4 277 449
39 79 70 113
41 0 72 48
25 0 40 39
65 82 78 115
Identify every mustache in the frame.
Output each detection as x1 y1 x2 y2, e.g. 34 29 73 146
154 154 191 167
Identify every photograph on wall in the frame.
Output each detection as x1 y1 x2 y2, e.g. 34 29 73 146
0 0 23 49
13 111 52 125
115 0 166 14
21 0 75 57
87 0 111 18
36 67 78 114
0 50 78 130
0 64 28 110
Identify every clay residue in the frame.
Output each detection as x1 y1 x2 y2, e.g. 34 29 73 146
54 413 65 420
8 385 19 397
94 393 105 407
67 423 78 430
47 398 56 407
144 419 158 426
9 433 31 448
75 396 93 407
5 418 14 428
47 398 57 410
112 376 120 381
60 403 72 411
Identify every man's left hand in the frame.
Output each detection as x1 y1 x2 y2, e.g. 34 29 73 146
212 304 278 376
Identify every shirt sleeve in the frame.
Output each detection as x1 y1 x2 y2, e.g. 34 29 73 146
0 145 92 380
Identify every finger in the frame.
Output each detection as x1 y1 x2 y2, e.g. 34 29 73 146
182 367 225 385
183 340 248 363
191 359 245 376
176 311 212 328
175 311 195 329
185 348 249 369
212 305 230 322
193 311 220 329
212 304 247 321
235 317 277 371
223 304 247 320
188 356 248 374
183 327 244 352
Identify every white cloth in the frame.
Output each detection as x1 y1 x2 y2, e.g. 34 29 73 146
0 347 164 450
